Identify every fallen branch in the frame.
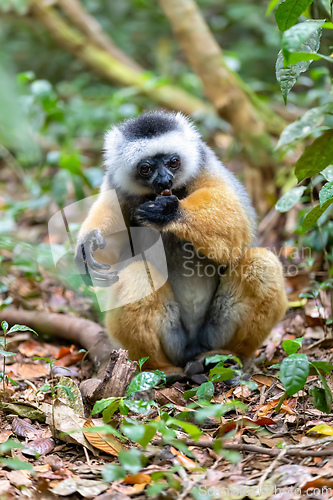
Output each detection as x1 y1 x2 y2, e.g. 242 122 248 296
152 438 333 457
0 308 112 373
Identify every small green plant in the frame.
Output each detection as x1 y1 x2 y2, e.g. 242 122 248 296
34 356 74 436
0 321 37 399
275 336 333 413
92 355 249 488
0 439 34 473
184 354 257 402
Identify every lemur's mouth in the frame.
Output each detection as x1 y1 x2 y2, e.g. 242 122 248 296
160 189 172 196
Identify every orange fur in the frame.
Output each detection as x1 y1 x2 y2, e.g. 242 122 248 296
166 173 254 264
82 172 287 374
105 261 185 375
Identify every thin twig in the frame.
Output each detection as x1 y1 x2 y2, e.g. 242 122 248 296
152 437 333 457
259 449 287 488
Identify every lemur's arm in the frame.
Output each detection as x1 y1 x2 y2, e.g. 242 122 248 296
136 174 254 264
75 189 127 287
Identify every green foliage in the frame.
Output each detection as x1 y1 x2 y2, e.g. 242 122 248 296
295 130 333 182
275 186 307 212
275 0 315 31
0 439 34 472
275 22 322 103
280 353 309 395
277 338 333 412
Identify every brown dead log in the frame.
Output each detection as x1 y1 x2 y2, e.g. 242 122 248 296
80 349 138 411
0 308 111 372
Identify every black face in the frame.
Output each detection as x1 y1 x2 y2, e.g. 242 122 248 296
136 153 181 195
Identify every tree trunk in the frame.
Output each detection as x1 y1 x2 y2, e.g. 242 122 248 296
29 0 213 117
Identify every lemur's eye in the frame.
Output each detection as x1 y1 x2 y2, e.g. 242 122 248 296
169 158 180 169
139 164 152 176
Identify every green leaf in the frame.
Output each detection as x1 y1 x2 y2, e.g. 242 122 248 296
301 200 333 232
92 397 120 415
241 380 258 391
0 458 34 472
138 356 149 370
126 372 162 396
310 361 333 374
1 321 8 333
81 424 123 440
282 20 325 56
121 422 156 448
287 51 333 64
276 24 322 102
319 181 333 206
7 324 37 335
309 386 329 412
208 366 235 382
102 399 121 423
0 439 25 454
267 0 283 15
317 370 333 413
118 448 143 475
282 337 303 354
102 464 126 482
123 399 157 415
213 441 242 463
170 418 201 441
275 186 306 212
204 354 240 365
275 0 315 31
55 384 74 401
0 349 16 357
276 102 333 149
196 381 215 402
52 169 70 208
37 384 51 393
295 130 333 181
280 353 309 395
321 165 333 182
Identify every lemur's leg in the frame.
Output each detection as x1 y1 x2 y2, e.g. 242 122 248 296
194 247 288 364
105 261 187 376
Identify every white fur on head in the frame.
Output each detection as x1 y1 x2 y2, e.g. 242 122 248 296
103 112 203 195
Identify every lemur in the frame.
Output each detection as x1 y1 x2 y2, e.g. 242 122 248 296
75 111 288 377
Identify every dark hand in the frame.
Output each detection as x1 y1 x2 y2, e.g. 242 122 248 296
135 195 179 227
75 229 119 288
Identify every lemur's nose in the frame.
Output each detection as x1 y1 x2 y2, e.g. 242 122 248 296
157 178 172 192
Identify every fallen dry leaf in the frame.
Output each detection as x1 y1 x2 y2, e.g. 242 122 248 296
170 446 197 471
23 437 54 456
156 387 187 406
0 429 12 443
12 417 40 439
6 362 49 379
301 477 333 492
123 473 151 485
18 340 51 357
83 419 123 456
7 469 32 487
54 351 85 367
307 423 333 436
233 385 252 399
218 417 276 437
50 477 108 497
53 400 95 453
251 374 276 387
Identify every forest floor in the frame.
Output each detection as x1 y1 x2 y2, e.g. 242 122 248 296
1 222 333 499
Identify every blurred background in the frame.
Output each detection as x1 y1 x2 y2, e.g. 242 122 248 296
0 0 332 319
